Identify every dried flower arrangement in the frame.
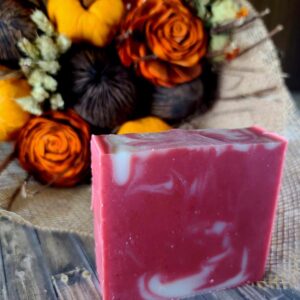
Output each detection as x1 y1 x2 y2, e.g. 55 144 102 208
0 0 282 191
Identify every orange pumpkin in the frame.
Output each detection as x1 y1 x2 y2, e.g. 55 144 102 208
0 72 31 141
48 0 125 47
118 117 172 134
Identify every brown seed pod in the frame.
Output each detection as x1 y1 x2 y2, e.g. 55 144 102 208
59 45 138 130
0 0 37 68
151 78 204 121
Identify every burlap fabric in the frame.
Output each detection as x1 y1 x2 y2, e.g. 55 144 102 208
0 1 299 289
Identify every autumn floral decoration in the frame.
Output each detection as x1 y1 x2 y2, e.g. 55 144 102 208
118 0 207 87
0 0 284 192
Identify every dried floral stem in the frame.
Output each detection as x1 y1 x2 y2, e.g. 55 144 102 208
211 8 271 35
0 151 16 176
133 55 158 69
235 25 284 59
208 24 283 60
136 54 157 62
233 8 271 32
29 170 71 197
213 65 265 74
5 166 84 211
7 174 31 211
220 85 279 101
26 158 90 197
0 70 23 80
116 30 133 42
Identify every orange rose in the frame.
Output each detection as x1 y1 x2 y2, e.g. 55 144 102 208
118 0 207 87
16 110 91 187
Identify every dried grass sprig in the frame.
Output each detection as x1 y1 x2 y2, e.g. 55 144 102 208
17 10 71 115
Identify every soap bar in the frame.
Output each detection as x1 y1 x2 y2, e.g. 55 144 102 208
91 127 287 300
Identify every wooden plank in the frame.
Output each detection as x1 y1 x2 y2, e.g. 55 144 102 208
0 238 8 300
71 235 96 274
281 289 300 299
36 229 101 298
52 268 101 300
195 294 218 300
183 295 209 300
185 285 300 300
36 231 97 277
238 285 272 299
238 285 300 300
0 218 57 300
209 289 247 300
251 285 295 299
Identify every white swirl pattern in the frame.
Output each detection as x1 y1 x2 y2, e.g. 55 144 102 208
138 222 249 299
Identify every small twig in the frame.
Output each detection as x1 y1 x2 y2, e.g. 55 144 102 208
211 8 271 35
0 70 23 80
7 174 31 211
223 74 245 91
116 30 133 43
28 157 91 197
219 85 279 101
213 64 265 74
135 54 157 62
234 8 271 33
29 174 67 197
0 151 16 176
235 25 284 59
209 24 283 61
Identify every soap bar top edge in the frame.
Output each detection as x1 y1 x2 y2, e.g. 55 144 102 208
92 127 287 155
250 125 288 144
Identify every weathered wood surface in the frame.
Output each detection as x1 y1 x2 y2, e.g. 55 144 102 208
0 217 300 300
0 219 57 299
52 268 101 300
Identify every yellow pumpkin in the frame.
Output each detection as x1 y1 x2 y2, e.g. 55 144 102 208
48 0 125 47
0 75 31 141
118 117 172 135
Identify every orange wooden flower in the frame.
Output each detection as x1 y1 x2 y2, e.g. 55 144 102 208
118 0 207 87
16 110 91 187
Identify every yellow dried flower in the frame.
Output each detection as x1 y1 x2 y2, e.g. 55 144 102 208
37 61 60 75
18 38 40 60
28 69 44 86
16 96 43 115
56 35 72 54
50 93 64 110
31 85 49 103
17 9 69 115
31 10 55 36
211 0 240 25
36 35 59 61
19 58 35 75
43 75 57 92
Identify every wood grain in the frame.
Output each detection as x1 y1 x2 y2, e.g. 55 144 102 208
35 230 100 289
0 217 299 300
52 268 101 300
71 235 97 274
0 237 8 300
0 219 57 300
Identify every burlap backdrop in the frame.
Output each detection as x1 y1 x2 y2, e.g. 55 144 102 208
0 1 299 289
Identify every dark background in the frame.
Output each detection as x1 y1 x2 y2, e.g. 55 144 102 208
251 0 300 92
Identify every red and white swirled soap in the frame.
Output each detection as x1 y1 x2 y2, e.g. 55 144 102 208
91 127 287 300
